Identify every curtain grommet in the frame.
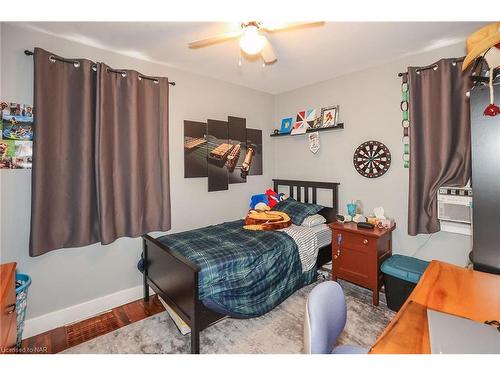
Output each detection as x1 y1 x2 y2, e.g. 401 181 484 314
48 55 56 64
121 71 127 78
73 61 80 69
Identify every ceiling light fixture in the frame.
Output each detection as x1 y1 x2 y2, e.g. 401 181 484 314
239 25 266 55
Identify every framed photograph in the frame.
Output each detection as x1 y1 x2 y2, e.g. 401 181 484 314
280 117 293 134
320 105 339 128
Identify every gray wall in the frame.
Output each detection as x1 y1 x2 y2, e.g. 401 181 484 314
0 23 275 320
273 42 472 267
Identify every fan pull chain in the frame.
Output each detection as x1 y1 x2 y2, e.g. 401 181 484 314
401 74 410 169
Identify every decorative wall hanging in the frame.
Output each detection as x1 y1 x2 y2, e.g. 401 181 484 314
353 140 391 178
308 131 320 154
320 105 339 128
400 74 410 168
0 101 34 169
184 116 263 192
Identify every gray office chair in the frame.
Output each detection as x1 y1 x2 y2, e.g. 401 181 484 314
304 281 368 354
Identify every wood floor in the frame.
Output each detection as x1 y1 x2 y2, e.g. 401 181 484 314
20 295 165 354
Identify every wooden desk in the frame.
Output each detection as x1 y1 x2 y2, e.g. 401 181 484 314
370 260 500 354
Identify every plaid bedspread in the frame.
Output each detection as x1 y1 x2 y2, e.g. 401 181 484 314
157 220 316 318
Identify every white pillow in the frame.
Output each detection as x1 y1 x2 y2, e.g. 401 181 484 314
301 214 326 227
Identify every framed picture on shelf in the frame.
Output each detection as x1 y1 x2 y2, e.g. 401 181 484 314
294 109 316 130
294 110 307 130
305 109 316 128
280 117 293 134
320 105 339 128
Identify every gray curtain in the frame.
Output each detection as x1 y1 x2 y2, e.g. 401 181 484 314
30 48 171 256
408 58 472 235
96 64 171 244
30 48 100 256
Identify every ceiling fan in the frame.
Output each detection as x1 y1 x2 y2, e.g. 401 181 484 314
188 21 324 65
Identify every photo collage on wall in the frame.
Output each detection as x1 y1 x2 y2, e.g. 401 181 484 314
184 116 263 192
0 101 34 169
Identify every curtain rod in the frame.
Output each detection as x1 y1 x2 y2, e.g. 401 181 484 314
24 50 176 86
397 56 465 77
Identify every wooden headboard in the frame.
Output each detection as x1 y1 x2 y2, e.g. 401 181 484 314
272 179 340 223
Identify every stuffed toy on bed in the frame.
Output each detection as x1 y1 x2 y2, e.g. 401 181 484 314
265 189 287 208
249 194 271 211
249 189 287 211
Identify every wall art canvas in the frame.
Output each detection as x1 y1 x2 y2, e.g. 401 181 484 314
184 120 208 178
1 101 34 169
184 115 263 192
320 105 339 128
227 116 247 184
245 128 263 176
280 117 293 134
207 119 229 192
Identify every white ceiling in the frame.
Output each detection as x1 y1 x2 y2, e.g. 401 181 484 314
13 22 485 94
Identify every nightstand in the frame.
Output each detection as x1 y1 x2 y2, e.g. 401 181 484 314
329 222 395 305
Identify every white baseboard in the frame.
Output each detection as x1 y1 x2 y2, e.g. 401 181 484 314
22 285 154 339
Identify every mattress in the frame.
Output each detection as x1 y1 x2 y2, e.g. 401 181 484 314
281 223 332 273
310 223 332 248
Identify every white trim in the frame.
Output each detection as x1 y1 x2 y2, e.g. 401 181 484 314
22 285 154 339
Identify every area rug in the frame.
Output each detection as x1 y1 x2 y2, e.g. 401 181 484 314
63 279 395 354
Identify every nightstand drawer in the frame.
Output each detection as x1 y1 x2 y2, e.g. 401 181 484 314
337 233 373 250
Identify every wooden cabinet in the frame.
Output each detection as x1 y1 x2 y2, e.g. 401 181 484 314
1 262 17 353
329 222 395 305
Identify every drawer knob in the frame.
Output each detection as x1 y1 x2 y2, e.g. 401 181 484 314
363 239 368 245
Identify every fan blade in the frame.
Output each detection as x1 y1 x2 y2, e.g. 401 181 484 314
261 37 277 65
260 21 325 33
188 30 242 49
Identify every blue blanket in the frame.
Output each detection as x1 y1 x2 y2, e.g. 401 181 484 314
157 220 316 318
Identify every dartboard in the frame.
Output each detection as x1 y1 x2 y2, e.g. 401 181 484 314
353 141 391 178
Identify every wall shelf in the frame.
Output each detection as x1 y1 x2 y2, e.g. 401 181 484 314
270 123 344 137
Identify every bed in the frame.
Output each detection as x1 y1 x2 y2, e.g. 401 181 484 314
141 179 339 353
